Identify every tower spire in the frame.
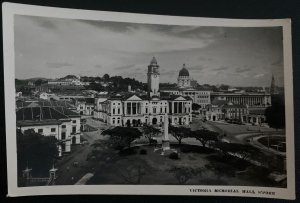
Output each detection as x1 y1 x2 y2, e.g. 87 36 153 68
147 57 160 97
270 74 275 95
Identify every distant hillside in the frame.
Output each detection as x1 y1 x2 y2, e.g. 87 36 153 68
60 75 78 80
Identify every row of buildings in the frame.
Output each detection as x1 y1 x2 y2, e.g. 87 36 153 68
15 57 276 156
16 100 82 157
93 57 273 127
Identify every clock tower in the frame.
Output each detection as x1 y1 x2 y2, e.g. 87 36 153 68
147 57 160 97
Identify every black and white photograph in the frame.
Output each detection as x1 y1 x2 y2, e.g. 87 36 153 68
2 3 295 199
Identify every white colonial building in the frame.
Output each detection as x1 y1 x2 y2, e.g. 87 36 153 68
16 107 74 157
93 57 192 127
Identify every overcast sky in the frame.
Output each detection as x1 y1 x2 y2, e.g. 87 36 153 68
15 15 284 87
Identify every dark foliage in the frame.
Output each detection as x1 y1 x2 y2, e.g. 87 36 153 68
192 103 202 111
17 129 58 185
179 144 215 154
169 152 180 160
142 124 161 144
169 126 191 145
265 95 285 129
190 129 219 148
101 127 142 150
139 149 147 155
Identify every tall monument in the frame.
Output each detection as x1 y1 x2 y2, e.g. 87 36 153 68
162 113 170 151
147 57 160 97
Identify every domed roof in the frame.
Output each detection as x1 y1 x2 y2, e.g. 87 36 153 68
179 64 189 76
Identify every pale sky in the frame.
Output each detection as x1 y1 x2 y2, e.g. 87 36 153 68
15 15 284 87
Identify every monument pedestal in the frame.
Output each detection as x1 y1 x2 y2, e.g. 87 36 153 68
162 139 170 151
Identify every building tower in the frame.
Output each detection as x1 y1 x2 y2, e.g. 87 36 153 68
177 64 191 88
147 57 160 97
270 74 275 95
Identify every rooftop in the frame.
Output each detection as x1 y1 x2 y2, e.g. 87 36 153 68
179 64 189 77
16 106 70 122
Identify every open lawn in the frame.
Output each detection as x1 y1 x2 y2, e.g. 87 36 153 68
86 144 284 187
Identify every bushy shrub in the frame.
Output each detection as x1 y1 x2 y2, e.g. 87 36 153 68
140 149 147 155
119 147 138 156
169 152 180 160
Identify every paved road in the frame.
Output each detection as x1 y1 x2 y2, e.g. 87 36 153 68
195 118 286 156
55 118 108 185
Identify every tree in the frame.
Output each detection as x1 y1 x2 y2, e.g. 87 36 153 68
101 127 142 150
17 129 58 181
103 74 110 81
265 100 285 130
192 103 201 111
191 129 219 148
34 79 43 86
169 126 191 145
142 124 161 145
87 82 105 91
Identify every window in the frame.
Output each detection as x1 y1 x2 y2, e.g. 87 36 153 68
72 120 76 123
153 108 156 113
145 108 148 113
51 128 56 132
38 129 43 133
62 125 66 128
118 108 120 114
72 126 76 134
127 102 131 114
132 103 137 114
178 102 183 113
113 108 115 114
61 132 66 140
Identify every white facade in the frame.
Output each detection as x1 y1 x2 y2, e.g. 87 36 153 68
77 102 94 115
178 75 191 88
70 117 81 144
39 92 56 100
161 89 211 109
211 92 272 107
19 120 72 157
94 95 192 127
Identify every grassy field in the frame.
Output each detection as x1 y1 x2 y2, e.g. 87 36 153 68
86 144 284 187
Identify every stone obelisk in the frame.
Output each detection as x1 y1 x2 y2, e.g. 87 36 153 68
162 113 170 151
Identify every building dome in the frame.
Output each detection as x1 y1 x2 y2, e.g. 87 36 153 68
179 64 189 76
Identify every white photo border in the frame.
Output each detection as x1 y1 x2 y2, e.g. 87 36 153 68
2 2 295 199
